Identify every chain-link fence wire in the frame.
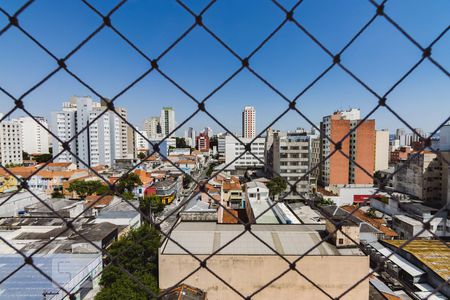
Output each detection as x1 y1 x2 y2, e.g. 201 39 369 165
0 0 448 299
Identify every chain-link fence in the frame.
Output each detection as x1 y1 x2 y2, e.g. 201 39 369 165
0 0 449 299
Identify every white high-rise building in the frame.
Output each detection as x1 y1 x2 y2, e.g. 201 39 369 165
184 127 196 147
224 135 265 170
144 116 160 139
375 129 390 171
51 101 77 163
440 124 450 151
17 116 49 155
127 126 136 159
218 134 226 162
160 107 175 137
242 106 256 139
108 106 129 160
204 127 213 138
135 129 149 153
396 128 414 146
51 96 127 168
85 106 111 167
0 114 23 165
412 128 426 143
272 129 313 199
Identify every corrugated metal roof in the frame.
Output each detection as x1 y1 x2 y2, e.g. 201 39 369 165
0 254 100 299
370 242 425 277
384 240 450 280
162 223 353 256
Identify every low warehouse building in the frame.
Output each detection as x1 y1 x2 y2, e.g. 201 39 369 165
159 222 369 299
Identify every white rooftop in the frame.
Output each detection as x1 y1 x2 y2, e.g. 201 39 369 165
288 203 325 224
394 214 423 226
250 197 280 224
245 181 267 189
161 222 362 256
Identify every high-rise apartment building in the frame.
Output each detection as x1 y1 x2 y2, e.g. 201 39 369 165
51 96 128 168
144 116 161 139
127 126 136 159
0 114 23 165
242 106 255 139
375 129 389 171
51 101 76 164
272 129 312 199
395 128 406 139
204 127 213 138
17 116 49 155
440 124 450 151
412 128 426 144
393 151 443 206
264 128 275 174
310 136 321 182
195 132 210 152
135 129 149 153
184 127 196 147
160 107 175 137
107 105 129 160
320 108 375 186
440 151 450 208
217 134 226 163
224 135 265 171
395 128 419 147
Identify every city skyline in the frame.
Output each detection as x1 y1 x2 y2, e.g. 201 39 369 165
0 2 449 300
0 1 449 134
0 100 445 142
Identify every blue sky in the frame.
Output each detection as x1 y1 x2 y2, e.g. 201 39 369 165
0 0 449 136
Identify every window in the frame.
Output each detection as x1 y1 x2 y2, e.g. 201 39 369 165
338 238 344 245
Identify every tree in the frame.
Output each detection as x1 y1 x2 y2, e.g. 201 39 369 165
137 152 146 160
183 175 192 188
4 163 22 168
116 173 143 194
266 177 287 198
95 271 158 300
175 137 187 148
365 208 378 219
67 180 104 198
34 153 52 163
140 195 165 218
95 224 160 300
121 191 135 200
22 151 30 161
96 184 113 196
318 198 334 207
51 191 64 198
205 161 219 177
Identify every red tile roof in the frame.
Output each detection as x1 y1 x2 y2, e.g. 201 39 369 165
341 206 398 237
